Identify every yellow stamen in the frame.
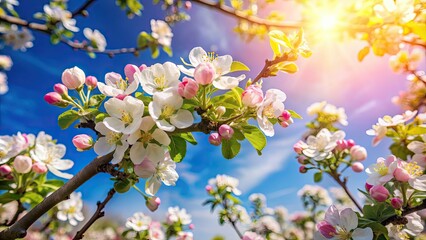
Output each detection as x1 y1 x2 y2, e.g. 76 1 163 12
374 162 389 176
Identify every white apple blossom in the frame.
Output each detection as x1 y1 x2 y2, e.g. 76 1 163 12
98 71 139 97
30 142 73 179
243 231 265 240
103 96 144 135
374 0 415 24
2 25 34 51
151 19 173 47
307 101 327 116
0 55 12 70
235 205 251 224
83 28 107 51
208 174 242 195
307 101 348 126
252 216 281 233
177 232 193 240
135 62 180 95
0 201 18 224
1 0 18 11
125 212 152 232
94 122 129 164
302 128 345 161
148 90 194 132
365 155 398 185
249 193 267 207
166 206 192 225
257 89 287 137
298 185 332 206
145 153 179 196
0 72 8 95
0 136 16 164
128 116 171 164
57 192 84 226
178 47 246 90
408 135 426 167
387 213 423 240
315 205 373 240
43 5 79 32
149 221 165 240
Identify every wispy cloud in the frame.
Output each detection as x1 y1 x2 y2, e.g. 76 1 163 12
350 100 377 118
267 188 296 200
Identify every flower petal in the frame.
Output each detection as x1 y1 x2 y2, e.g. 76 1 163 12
170 110 194 129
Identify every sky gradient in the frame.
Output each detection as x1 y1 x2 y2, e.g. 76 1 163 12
1 0 425 239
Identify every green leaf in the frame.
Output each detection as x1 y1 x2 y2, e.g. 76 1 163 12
242 125 267 154
274 62 298 74
358 46 370 62
221 138 241 159
150 44 160 59
21 192 44 205
407 126 426 135
162 46 173 57
135 92 152 105
314 171 323 182
137 31 151 48
0 192 21 204
230 61 250 72
58 110 79 130
95 113 107 123
50 34 60 44
211 87 243 110
169 136 187 162
389 142 412 160
177 132 197 145
89 94 106 108
363 203 395 222
287 109 302 119
0 180 13 191
42 179 64 190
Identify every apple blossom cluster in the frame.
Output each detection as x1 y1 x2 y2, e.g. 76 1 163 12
123 206 193 240
305 101 348 135
392 71 426 112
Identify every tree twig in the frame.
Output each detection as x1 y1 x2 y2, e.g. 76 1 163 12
73 188 116 240
381 201 426 226
251 53 290 85
72 0 97 18
221 200 243 239
0 152 114 240
331 175 363 212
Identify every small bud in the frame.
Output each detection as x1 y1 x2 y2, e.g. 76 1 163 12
189 223 195 230
297 156 307 164
0 165 12 176
146 196 161 212
218 124 234 140
72 134 93 151
185 1 192 9
124 64 140 83
369 185 389 202
347 139 356 148
32 162 47 174
391 197 403 209
394 166 410 182
194 62 215 85
280 120 290 128
317 221 337 239
178 77 199 99
13 155 32 174
350 145 367 161
365 182 373 192
279 110 291 121
44 92 63 105
62 66 85 90
115 94 127 100
335 139 348 151
54 83 68 95
216 106 226 117
205 185 213 193
299 165 307 173
293 140 305 154
241 85 263 107
208 133 222 146
85 76 98 89
134 159 156 178
351 162 364 173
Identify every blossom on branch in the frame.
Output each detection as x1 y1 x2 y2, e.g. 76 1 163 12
57 192 84 226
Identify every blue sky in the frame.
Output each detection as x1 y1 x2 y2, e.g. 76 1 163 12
1 0 425 239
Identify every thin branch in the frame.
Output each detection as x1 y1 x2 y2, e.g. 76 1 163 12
331 175 363 212
381 201 426 226
73 188 116 240
221 200 243 239
191 0 301 30
251 53 290 85
0 15 148 57
72 0 97 18
0 152 114 240
97 163 132 180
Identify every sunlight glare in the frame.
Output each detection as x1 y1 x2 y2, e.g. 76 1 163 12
319 15 338 31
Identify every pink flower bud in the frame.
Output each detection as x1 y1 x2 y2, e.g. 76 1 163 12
0 165 12 176
391 197 403 209
218 124 234 140
351 162 364 173
13 155 32 174
44 92 63 105
216 106 226 117
189 224 195 230
241 85 264 107
178 77 199 99
369 185 389 202
394 166 410 182
335 139 348 151
139 64 148 71
185 1 192 9
32 162 47 174
350 145 367 161
293 140 305 154
61 66 85 89
146 196 161 212
279 110 291 121
85 76 98 89
124 64 140 83
317 221 337 239
194 62 215 85
54 83 68 95
365 183 373 192
299 165 307 173
134 159 156 178
208 133 222 146
72 134 93 151
205 185 213 193
280 120 290 128
297 156 307 164
347 139 356 148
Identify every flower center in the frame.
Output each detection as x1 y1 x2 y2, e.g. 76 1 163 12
335 227 351 240
140 132 153 144
115 79 128 91
121 111 133 125
375 162 389 176
404 162 423 177
154 76 166 90
107 132 122 145
161 105 175 119
68 206 76 214
382 115 393 123
0 150 6 158
263 104 275 118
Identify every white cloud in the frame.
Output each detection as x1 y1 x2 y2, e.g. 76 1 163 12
350 100 377 118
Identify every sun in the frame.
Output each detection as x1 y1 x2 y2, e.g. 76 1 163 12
319 15 339 31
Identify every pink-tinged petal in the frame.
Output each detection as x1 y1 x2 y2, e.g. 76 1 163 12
129 142 148 165
104 98 126 118
324 205 340 226
147 144 166 163
409 175 426 191
177 65 195 77
103 117 125 133
51 159 74 170
339 208 358 231
170 110 194 129
94 137 115 156
351 228 373 240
